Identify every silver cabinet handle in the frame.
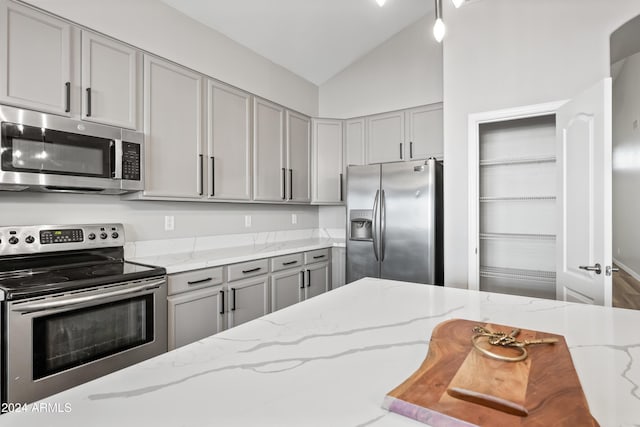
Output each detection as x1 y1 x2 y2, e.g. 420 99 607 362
579 264 601 274
372 190 380 261
380 189 386 262
12 279 165 313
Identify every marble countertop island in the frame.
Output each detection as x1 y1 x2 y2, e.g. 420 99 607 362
3 278 639 426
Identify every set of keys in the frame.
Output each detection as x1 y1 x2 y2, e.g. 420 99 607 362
471 326 558 362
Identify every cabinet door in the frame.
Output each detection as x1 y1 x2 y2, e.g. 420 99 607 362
312 119 343 204
253 98 285 201
81 31 139 129
168 286 224 350
405 104 443 161
331 247 346 288
367 111 404 164
345 118 366 166
271 268 304 311
207 80 251 200
286 110 311 202
0 1 72 115
227 276 269 328
305 262 330 299
144 55 203 198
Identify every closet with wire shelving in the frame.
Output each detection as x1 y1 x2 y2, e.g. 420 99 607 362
477 114 557 299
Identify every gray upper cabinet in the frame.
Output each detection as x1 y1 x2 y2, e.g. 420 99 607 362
207 80 251 201
312 118 343 204
0 1 74 116
367 111 405 164
345 118 366 167
81 31 140 129
253 97 285 202
405 104 443 160
144 54 203 198
286 110 311 203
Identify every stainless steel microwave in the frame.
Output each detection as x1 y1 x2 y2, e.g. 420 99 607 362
0 105 143 194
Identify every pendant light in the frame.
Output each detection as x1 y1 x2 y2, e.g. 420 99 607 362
433 0 445 42
376 0 386 6
451 0 464 8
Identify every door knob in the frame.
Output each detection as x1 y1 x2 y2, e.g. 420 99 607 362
579 263 601 274
605 265 620 276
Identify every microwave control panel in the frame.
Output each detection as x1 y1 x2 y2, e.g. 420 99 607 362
122 142 141 181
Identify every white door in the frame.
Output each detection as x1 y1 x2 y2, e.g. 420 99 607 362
556 78 612 305
81 31 139 129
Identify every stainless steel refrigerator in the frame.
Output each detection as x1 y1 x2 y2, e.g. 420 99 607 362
346 158 443 285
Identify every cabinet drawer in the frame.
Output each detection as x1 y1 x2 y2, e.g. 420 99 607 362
227 259 269 282
304 248 330 265
168 267 223 296
271 253 304 272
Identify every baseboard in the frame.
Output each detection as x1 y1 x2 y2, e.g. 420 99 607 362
612 258 640 282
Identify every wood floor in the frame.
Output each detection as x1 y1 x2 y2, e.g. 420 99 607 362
613 264 640 310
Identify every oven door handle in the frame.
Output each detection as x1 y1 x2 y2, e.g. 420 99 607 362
11 280 165 313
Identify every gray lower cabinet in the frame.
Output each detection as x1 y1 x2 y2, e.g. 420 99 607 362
168 286 225 350
305 262 330 299
167 266 225 350
226 274 269 328
271 268 304 311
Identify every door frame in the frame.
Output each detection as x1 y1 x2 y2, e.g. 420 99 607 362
467 100 567 291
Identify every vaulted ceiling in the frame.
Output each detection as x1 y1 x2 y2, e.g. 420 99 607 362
161 0 432 85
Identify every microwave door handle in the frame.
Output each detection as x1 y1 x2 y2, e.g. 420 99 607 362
112 139 123 179
11 280 165 313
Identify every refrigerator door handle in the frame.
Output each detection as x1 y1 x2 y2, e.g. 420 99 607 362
380 189 386 262
372 189 380 261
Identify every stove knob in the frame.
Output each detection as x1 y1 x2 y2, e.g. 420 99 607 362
111 232 119 239
25 235 35 244
100 232 108 240
8 236 19 245
88 233 96 240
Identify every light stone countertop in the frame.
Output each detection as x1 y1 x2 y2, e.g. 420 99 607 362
2 278 639 426
127 228 345 274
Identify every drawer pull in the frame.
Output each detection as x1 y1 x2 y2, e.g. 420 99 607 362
313 255 326 259
242 267 262 274
187 277 213 285
282 260 298 266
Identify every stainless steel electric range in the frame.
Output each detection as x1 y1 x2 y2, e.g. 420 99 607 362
0 224 167 405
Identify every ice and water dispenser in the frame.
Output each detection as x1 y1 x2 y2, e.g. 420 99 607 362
349 210 373 241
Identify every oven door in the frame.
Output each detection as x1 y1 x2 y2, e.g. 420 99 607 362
5 277 167 404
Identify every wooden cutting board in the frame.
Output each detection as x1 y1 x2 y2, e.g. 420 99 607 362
382 319 599 426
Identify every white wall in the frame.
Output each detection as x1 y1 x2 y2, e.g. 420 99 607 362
0 193 318 242
24 0 318 116
612 52 640 277
443 0 640 288
319 14 442 118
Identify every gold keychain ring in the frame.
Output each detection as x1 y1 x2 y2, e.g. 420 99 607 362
471 335 528 362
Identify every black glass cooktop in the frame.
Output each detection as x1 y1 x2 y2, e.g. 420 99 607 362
0 247 165 300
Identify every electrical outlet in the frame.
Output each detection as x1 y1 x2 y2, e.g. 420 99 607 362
245 215 252 228
291 213 297 225
164 215 175 231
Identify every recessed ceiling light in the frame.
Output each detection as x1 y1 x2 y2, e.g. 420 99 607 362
376 0 386 7
452 0 465 8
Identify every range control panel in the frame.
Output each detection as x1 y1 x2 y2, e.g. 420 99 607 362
0 224 125 256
